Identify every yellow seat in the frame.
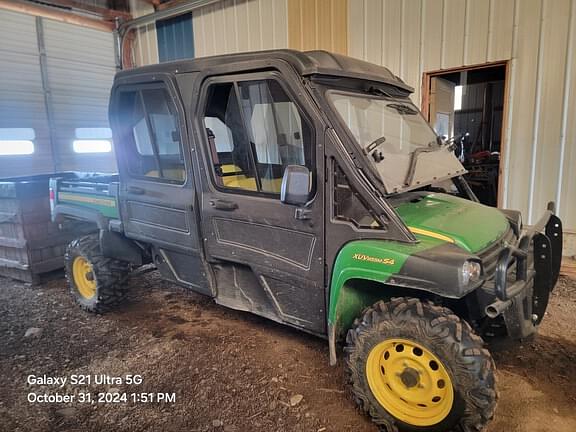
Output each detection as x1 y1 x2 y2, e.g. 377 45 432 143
145 169 186 181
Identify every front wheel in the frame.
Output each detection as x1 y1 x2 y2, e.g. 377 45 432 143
345 297 497 432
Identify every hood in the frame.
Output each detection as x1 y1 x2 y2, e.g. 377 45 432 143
394 193 510 253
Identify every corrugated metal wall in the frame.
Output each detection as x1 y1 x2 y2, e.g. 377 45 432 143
193 0 289 57
133 23 160 66
129 0 159 66
0 10 52 176
347 0 576 244
287 0 347 54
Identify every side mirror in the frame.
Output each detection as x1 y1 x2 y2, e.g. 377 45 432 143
281 165 311 206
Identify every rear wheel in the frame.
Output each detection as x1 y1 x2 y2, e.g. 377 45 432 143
65 235 130 313
345 297 497 432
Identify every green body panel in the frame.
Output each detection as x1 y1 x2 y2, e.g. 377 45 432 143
57 191 119 219
328 193 509 335
328 235 444 332
395 193 509 253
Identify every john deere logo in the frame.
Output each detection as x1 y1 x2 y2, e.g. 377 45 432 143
353 253 395 265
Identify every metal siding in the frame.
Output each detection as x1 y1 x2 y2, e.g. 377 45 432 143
487 0 515 62
193 0 288 57
364 0 382 66
134 23 160 66
287 0 347 54
464 0 490 65
559 1 576 230
0 10 52 177
348 0 365 58
442 0 466 68
505 0 541 218
421 0 443 71
43 18 116 173
401 0 422 104
383 0 402 75
347 0 576 253
530 0 571 222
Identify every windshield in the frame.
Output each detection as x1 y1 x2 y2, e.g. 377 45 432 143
328 90 466 194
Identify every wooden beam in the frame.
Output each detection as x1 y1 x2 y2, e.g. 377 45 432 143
39 0 131 20
0 0 115 31
157 0 193 12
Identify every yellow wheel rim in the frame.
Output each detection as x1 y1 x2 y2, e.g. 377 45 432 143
366 338 454 427
72 256 96 300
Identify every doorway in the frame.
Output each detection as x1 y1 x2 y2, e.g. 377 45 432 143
423 63 508 207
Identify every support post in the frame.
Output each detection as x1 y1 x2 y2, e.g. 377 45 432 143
35 16 60 173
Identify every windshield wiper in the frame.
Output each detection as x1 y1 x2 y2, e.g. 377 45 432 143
403 144 438 187
387 103 418 115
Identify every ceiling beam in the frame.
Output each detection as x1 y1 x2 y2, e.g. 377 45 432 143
0 0 114 31
36 0 131 20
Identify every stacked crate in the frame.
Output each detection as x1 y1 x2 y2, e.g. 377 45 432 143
0 175 92 284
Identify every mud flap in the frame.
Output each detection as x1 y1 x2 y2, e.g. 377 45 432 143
532 233 552 325
545 214 563 290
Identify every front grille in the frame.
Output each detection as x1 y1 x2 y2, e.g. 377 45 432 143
476 226 516 279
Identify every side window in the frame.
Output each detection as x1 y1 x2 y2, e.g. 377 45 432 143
203 78 313 194
333 162 382 229
118 86 185 183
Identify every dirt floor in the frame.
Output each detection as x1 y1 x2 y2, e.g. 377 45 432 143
0 271 575 432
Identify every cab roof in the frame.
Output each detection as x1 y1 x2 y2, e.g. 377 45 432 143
115 49 414 93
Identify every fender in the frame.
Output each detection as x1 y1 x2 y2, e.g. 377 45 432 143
100 230 145 266
327 238 480 365
53 204 108 230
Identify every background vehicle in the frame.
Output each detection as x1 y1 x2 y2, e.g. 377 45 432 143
50 50 563 432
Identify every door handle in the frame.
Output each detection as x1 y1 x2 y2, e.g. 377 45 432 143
295 208 312 220
128 186 145 195
210 199 238 211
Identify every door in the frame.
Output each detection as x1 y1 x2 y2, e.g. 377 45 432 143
112 77 211 295
196 72 326 334
429 77 456 138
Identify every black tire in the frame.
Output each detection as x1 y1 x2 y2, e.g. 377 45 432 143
345 297 497 432
65 234 130 313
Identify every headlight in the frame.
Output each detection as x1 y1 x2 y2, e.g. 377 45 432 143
462 260 482 285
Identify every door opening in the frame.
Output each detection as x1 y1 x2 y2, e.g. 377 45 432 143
423 63 508 207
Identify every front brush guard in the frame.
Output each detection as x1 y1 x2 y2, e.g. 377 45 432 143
487 203 562 338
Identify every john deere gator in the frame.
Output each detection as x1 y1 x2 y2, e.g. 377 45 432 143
50 50 563 431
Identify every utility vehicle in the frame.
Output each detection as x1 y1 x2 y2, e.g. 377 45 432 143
50 50 563 432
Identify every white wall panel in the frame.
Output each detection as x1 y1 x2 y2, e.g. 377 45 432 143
401 0 422 104
488 0 514 62
364 0 383 66
505 0 541 218
193 0 288 58
134 23 159 66
530 0 571 221
383 0 402 74
348 0 576 254
129 0 159 66
442 0 465 68
559 1 576 232
421 0 443 71
464 0 490 65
